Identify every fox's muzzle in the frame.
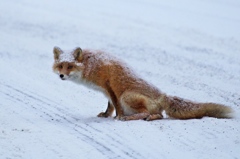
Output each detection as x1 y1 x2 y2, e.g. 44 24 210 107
60 74 65 80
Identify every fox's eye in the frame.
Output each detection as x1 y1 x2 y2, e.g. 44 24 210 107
58 65 63 69
68 66 73 69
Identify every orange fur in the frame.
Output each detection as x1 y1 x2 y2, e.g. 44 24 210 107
52 47 234 121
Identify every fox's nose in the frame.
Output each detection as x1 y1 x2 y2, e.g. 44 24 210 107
60 74 64 78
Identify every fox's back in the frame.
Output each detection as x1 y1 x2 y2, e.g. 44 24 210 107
80 51 161 99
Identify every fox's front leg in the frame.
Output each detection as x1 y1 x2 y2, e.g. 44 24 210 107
97 101 115 118
104 80 124 119
114 102 124 120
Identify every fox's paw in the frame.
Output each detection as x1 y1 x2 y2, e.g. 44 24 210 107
119 116 128 121
114 115 125 121
117 116 133 121
145 114 163 121
97 112 110 118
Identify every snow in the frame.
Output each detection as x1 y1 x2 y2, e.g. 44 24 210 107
0 0 240 159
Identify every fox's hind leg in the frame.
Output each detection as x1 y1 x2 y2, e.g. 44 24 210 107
119 92 151 121
98 101 115 118
120 113 163 121
120 113 150 121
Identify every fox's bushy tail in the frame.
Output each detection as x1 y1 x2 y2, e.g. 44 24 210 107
164 96 233 119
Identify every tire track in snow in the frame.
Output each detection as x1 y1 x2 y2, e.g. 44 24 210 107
0 82 143 159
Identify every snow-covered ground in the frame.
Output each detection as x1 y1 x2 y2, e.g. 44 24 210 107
1 0 240 158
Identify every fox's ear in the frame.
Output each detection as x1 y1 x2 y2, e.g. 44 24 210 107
73 47 83 61
53 46 62 60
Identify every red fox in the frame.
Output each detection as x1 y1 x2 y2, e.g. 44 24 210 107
52 46 233 121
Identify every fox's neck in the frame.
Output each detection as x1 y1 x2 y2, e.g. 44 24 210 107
70 69 105 93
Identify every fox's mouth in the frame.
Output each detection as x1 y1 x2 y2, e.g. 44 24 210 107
60 76 69 80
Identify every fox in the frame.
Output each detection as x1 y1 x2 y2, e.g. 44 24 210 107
52 46 233 121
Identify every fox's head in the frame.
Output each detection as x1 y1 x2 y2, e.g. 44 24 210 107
52 46 84 81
